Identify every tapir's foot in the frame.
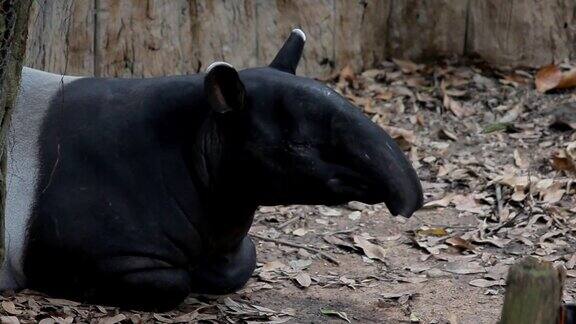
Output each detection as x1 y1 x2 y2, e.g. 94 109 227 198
87 268 191 311
190 236 256 295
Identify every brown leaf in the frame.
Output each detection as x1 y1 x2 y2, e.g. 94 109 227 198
445 236 475 251
338 64 356 86
352 235 387 262
513 149 529 169
423 194 454 208
1 317 20 324
392 58 421 74
535 64 562 93
382 126 415 151
98 314 127 324
294 272 312 288
1 302 21 316
535 64 576 92
469 279 505 288
443 95 465 118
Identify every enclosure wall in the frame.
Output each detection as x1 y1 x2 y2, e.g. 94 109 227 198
25 0 576 78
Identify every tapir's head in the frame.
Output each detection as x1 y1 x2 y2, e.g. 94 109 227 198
203 29 423 217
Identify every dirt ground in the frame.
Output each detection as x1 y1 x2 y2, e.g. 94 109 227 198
1 59 575 323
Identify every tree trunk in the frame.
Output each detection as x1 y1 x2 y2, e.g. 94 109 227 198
0 0 33 267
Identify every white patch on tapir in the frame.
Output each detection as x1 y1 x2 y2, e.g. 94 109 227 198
0 67 82 290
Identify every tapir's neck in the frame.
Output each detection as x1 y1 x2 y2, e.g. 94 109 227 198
164 81 257 252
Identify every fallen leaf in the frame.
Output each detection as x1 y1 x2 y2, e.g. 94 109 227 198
392 58 421 74
469 278 505 288
446 236 475 251
292 228 308 237
338 64 356 86
382 126 415 151
535 64 576 93
98 315 128 324
294 272 312 288
513 149 529 169
423 194 455 208
353 235 387 262
416 227 449 237
1 302 21 316
321 309 351 323
535 64 562 93
0 317 20 324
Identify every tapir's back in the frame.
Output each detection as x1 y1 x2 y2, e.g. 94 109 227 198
1 68 81 289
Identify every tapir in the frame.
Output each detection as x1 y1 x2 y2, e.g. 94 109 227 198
0 29 423 310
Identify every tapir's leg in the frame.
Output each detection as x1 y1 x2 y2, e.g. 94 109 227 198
87 268 191 311
190 236 256 294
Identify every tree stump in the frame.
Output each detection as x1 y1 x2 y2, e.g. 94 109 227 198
500 257 565 324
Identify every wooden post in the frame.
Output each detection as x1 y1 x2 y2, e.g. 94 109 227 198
0 0 33 268
500 257 565 324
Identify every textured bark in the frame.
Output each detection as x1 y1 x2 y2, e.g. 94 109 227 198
466 0 576 68
500 257 564 324
255 0 335 77
26 0 94 75
0 0 33 269
387 0 468 60
23 0 576 78
96 0 198 77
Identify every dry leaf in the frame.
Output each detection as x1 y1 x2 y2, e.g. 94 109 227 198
382 126 415 150
98 314 127 324
513 149 529 169
338 64 356 86
535 64 576 93
443 95 465 118
1 302 21 316
294 272 312 288
416 227 449 237
446 236 475 251
321 309 351 323
1 317 20 324
535 64 562 93
423 194 455 208
392 58 421 74
353 235 387 262
469 279 505 288
292 228 308 237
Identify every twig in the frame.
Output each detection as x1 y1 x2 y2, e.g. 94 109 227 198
325 226 359 236
495 183 503 220
250 233 340 265
277 214 302 229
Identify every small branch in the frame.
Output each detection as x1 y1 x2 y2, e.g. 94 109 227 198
277 214 302 229
251 233 340 265
495 183 503 220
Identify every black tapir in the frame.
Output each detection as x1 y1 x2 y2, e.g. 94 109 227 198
0 29 423 310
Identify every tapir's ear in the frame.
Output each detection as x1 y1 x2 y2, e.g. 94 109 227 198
204 62 246 114
269 29 306 74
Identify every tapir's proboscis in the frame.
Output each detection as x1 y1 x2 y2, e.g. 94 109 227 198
0 29 423 310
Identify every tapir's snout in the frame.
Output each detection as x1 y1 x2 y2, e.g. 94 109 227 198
333 112 424 218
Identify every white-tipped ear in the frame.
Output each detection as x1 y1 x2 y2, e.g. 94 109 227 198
206 61 234 73
204 62 245 114
292 28 306 42
269 29 306 74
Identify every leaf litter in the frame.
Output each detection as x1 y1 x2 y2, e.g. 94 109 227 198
3 58 576 323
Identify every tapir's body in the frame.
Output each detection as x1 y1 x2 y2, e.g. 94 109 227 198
0 30 423 310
